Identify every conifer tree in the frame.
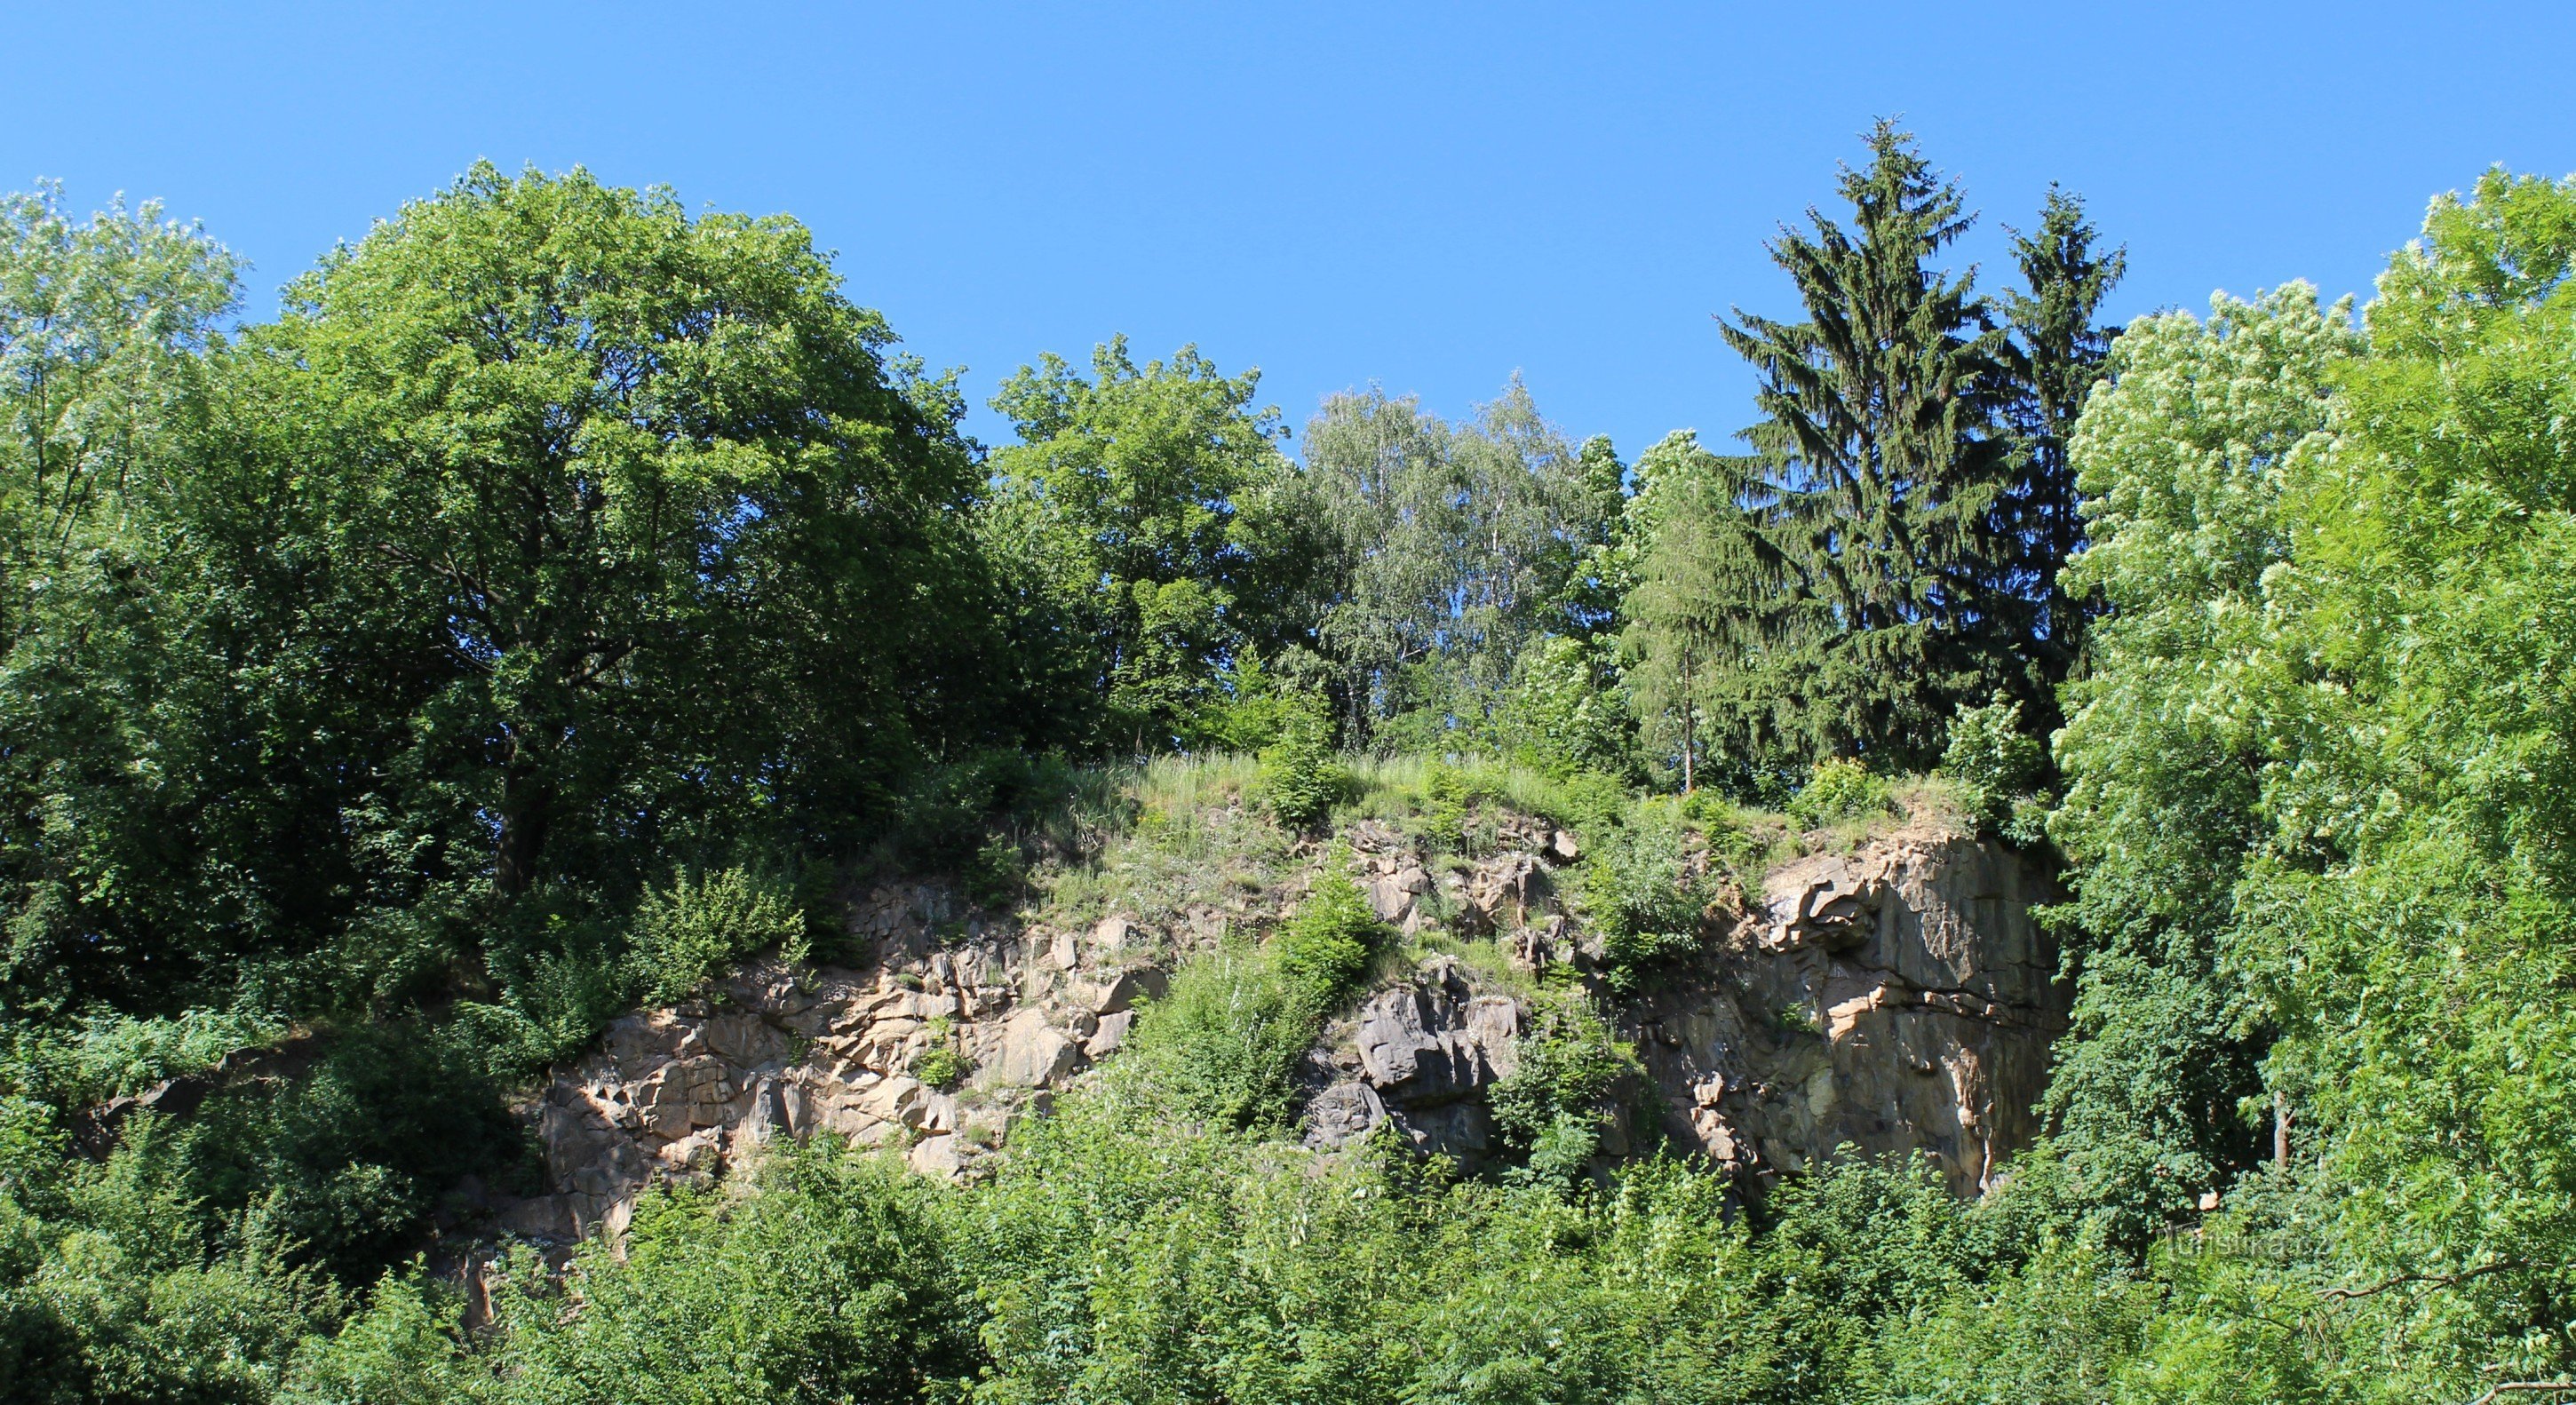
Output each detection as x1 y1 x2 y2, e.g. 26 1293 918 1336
1999 187 2125 687
1703 119 2021 769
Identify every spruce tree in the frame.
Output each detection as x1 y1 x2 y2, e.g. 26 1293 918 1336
1707 119 2020 769
1998 187 2126 688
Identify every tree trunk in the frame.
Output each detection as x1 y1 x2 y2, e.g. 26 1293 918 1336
495 758 551 896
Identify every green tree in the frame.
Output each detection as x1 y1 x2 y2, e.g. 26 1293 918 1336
1707 119 2023 769
1616 431 1774 793
0 187 254 1015
987 338 1296 751
0 183 239 641
258 163 984 903
2043 282 2357 1252
1297 380 1616 748
2234 170 2576 1389
1996 188 2126 692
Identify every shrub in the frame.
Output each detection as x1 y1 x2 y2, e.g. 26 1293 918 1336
187 1023 527 1285
1790 758 1892 829
1583 799 1707 993
1122 949 1313 1132
483 1142 976 1403
1494 634 1638 782
628 868 807 1005
69 1008 290 1101
1273 861 1390 1016
1256 692 1348 830
462 916 637 1080
910 1043 969 1091
1490 992 1639 1187
1940 696 2050 845
964 834 1028 909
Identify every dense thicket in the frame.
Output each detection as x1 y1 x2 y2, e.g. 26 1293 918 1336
4 136 2574 1404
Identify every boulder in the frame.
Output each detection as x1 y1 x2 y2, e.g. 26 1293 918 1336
1304 1081 1387 1149
908 1134 964 1178
1093 916 1134 952
1353 963 1514 1107
1085 1009 1134 1059
994 1008 1084 1087
1075 965 1166 1015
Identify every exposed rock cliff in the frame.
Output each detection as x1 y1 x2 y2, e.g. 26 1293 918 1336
1638 835 2064 1196
511 811 2065 1240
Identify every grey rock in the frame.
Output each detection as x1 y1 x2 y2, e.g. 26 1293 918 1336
1304 1081 1387 1149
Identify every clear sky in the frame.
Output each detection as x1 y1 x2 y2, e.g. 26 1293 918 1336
7 3 2568 459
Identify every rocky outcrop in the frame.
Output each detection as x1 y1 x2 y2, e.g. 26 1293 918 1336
1305 957 1522 1160
507 885 1162 1241
1633 835 2065 1195
513 815 2063 1240
1300 827 2064 1195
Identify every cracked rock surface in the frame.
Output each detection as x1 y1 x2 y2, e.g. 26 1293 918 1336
512 819 2065 1241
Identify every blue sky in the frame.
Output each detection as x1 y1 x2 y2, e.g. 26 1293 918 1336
7 3 2568 459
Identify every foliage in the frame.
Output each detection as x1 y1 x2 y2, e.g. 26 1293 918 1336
958 1091 1796 1405
0 1149 342 1405
1789 758 1893 829
1488 992 1638 1187
1293 380 1620 747
1940 695 2050 843
281 1273 476 1405
1996 186 2129 692
1492 633 1637 782
1270 861 1389 1017
987 337 1298 750
1583 798 1707 992
1622 124 2114 782
482 1141 976 1404
1680 122 2022 771
1117 946 1313 1134
628 868 807 1006
1253 690 1347 830
183 1024 527 1286
19 132 2576 1403
2042 281 2357 1254
909 1043 969 1091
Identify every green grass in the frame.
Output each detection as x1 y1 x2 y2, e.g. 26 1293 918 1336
1005 751 1972 1003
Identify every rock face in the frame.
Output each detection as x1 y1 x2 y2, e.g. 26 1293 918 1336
1307 957 1522 1159
513 822 2064 1239
508 883 1150 1241
1634 836 2066 1195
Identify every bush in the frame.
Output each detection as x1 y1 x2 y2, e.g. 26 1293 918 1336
964 834 1028 909
463 917 636 1080
1583 799 1707 993
282 1271 477 1405
1121 949 1314 1132
481 1142 976 1404
1941 696 2050 845
1490 992 1639 1188
1789 758 1892 829
1256 693 1348 830
70 1008 290 1101
186 1024 528 1286
1494 634 1638 782
628 868 807 1005
1272 861 1390 1016
910 1043 970 1091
